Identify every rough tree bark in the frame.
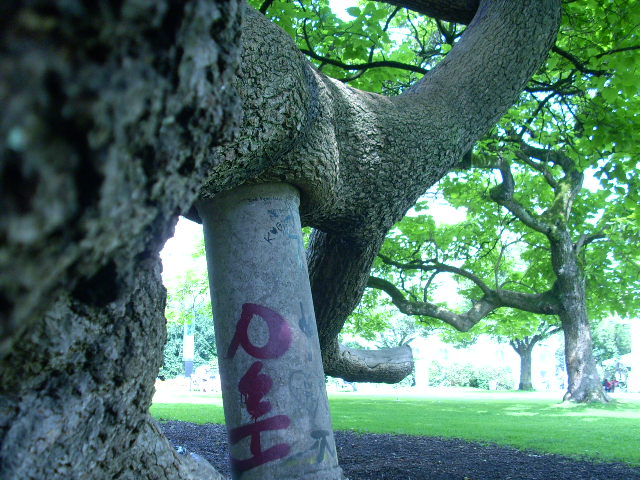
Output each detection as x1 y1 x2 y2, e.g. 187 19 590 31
1 0 561 478
550 232 606 403
198 0 562 382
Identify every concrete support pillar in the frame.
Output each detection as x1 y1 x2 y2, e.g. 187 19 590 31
197 183 344 480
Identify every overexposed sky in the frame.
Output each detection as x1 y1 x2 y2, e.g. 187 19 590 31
160 197 466 310
160 217 205 289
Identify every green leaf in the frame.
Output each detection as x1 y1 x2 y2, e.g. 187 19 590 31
345 6 360 17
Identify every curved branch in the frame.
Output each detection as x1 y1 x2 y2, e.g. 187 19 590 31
306 230 415 383
368 276 494 331
377 253 493 296
300 49 428 75
533 325 561 343
514 140 584 220
515 150 559 190
397 0 562 155
368 275 560 332
596 45 640 58
380 0 479 24
490 158 553 235
519 140 575 172
307 230 416 382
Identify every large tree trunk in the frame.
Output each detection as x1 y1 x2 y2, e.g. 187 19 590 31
560 306 607 403
0 257 225 480
199 1 560 382
519 352 534 391
0 0 240 478
551 235 608 403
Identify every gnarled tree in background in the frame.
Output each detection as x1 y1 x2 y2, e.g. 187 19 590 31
0 0 560 478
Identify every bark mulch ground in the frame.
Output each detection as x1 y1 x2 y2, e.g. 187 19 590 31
160 421 640 480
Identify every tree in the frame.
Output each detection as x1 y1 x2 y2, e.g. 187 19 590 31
160 268 217 380
508 324 560 391
1 0 562 478
439 307 561 391
365 0 640 403
368 134 640 402
592 318 632 366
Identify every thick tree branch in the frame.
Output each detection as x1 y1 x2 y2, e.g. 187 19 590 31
368 272 560 332
490 159 553 235
380 0 479 24
300 48 428 75
575 233 606 253
378 253 494 296
323 338 414 383
397 0 562 163
368 276 490 331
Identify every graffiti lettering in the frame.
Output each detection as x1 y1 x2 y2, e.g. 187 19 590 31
229 303 293 476
229 415 292 475
298 301 313 339
227 303 292 360
239 361 273 420
310 429 334 464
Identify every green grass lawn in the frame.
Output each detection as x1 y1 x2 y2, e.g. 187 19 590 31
151 389 640 466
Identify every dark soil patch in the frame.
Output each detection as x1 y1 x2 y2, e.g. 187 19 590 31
160 421 640 480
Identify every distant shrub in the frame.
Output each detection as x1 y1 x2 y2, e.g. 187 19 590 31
428 360 512 390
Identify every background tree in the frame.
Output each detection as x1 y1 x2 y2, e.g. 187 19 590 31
591 317 633 386
369 132 640 402
160 267 217 380
365 0 640 403
442 311 560 391
592 318 632 366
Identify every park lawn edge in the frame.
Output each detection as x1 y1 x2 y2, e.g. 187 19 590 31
150 392 640 466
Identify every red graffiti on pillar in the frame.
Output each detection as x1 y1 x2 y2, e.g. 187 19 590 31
238 361 272 420
227 303 293 475
227 303 293 359
229 415 292 475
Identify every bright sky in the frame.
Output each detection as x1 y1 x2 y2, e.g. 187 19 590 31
329 0 357 19
160 195 467 316
160 198 466 288
160 217 205 289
